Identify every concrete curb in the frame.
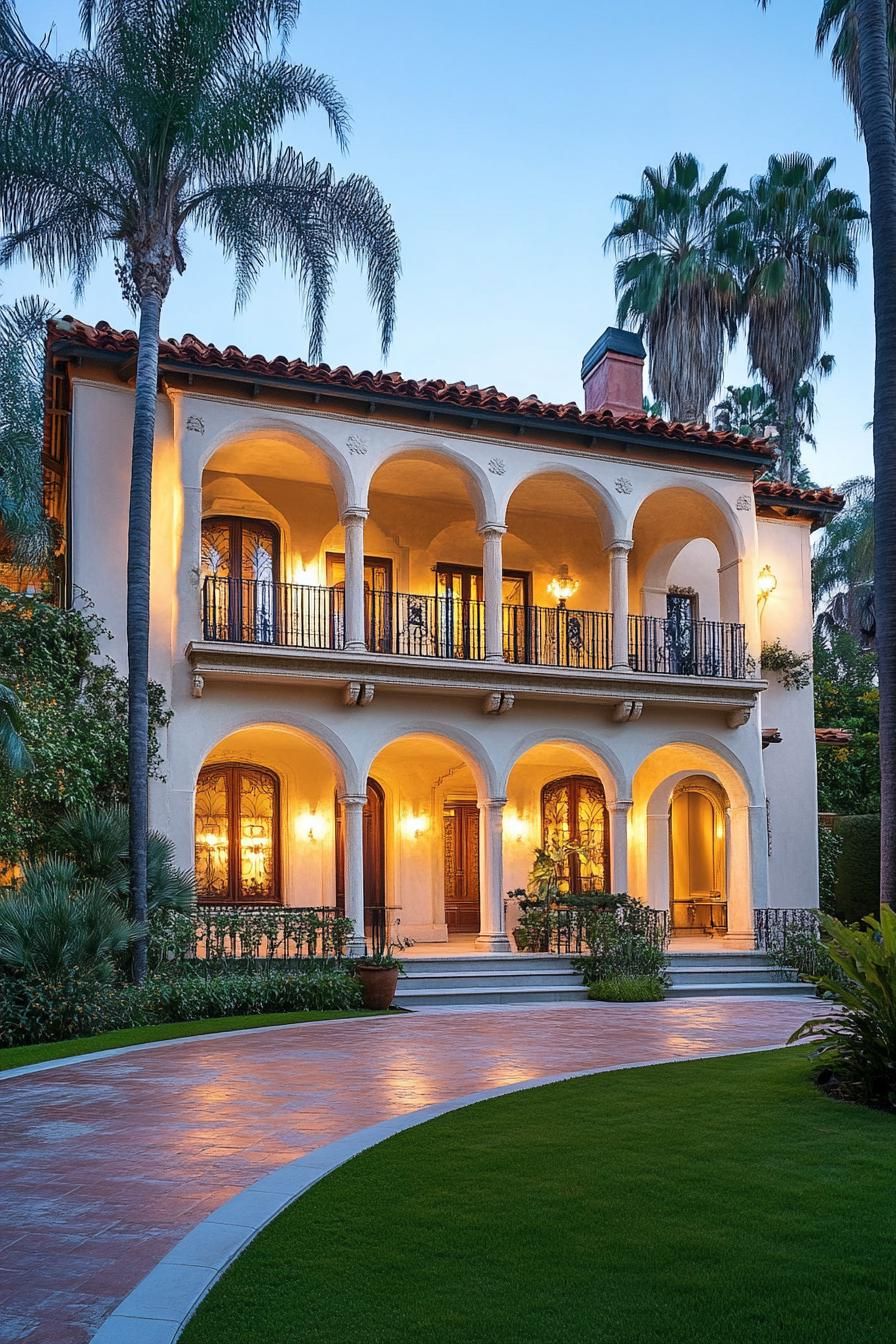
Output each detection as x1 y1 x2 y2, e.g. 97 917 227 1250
89 1040 795 1343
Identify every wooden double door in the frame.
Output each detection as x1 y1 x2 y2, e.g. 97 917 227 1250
443 801 481 934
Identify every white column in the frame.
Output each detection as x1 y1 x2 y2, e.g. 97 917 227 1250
341 507 368 652
340 793 368 954
725 802 767 948
182 484 204 644
646 809 671 913
479 524 506 663
608 799 632 894
607 538 633 671
475 797 511 951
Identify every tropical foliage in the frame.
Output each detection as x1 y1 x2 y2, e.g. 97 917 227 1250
0 864 135 981
739 154 866 481
0 681 31 777
0 0 401 980
814 633 880 816
814 476 875 648
713 354 834 481
606 153 742 422
48 806 195 917
816 0 896 126
0 293 56 573
792 908 896 1110
0 587 169 866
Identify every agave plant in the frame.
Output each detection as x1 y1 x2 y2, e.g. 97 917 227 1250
0 859 135 980
48 806 196 914
791 908 896 1109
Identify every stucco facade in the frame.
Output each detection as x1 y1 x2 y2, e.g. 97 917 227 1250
51 319 839 951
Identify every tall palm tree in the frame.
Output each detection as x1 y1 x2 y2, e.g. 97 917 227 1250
605 153 742 423
713 355 835 476
759 0 896 907
739 153 866 483
816 0 896 124
0 0 401 980
813 475 875 648
0 294 56 572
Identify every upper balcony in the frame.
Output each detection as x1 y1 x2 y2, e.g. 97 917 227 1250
184 428 762 720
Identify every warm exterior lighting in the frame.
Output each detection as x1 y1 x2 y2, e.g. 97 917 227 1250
296 811 327 842
402 811 429 839
757 565 778 602
547 563 579 609
504 811 530 843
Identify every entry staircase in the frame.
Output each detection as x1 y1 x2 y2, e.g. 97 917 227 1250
393 948 812 1010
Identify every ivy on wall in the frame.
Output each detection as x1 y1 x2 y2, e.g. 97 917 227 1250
0 588 170 865
761 639 813 690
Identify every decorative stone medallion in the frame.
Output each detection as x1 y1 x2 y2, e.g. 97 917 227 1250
186 415 205 434
487 457 506 476
614 476 633 495
736 494 751 511
346 433 368 456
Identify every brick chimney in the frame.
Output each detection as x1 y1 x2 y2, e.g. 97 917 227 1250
581 327 646 416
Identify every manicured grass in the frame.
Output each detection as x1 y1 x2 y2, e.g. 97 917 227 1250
182 1048 895 1344
0 1010 378 1072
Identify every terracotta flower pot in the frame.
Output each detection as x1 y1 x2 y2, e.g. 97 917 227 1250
355 964 400 1009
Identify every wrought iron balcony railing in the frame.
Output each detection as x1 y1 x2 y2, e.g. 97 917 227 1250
201 577 749 681
503 603 612 670
628 614 747 680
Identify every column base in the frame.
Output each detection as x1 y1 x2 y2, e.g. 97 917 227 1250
474 932 512 953
723 930 756 949
347 936 368 957
485 653 505 664
343 641 367 653
611 662 632 672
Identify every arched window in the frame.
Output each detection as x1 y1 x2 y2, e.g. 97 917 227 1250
194 763 280 904
541 775 610 893
201 516 280 643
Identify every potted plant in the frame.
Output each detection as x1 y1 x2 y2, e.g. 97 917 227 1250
350 935 412 1009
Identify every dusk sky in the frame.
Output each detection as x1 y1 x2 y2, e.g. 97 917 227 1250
10 0 874 489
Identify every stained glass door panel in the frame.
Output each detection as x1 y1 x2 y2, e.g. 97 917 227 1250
541 775 609 893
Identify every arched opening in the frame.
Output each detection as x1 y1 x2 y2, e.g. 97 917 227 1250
194 724 343 907
542 775 610 893
365 732 483 942
335 778 385 932
200 431 346 649
630 487 745 677
365 450 491 659
503 472 613 668
669 776 729 936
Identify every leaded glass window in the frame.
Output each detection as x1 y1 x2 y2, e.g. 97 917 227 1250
541 775 610 893
194 763 280 903
200 517 279 643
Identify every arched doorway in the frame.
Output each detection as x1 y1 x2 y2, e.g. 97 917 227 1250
335 779 386 932
669 776 728 935
542 775 610 892
194 761 281 904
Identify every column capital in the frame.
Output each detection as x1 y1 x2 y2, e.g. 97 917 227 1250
608 798 634 813
478 522 507 539
340 506 369 524
482 796 507 811
605 536 634 555
338 793 368 809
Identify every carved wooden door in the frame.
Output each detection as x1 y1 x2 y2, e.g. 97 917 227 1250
443 802 480 933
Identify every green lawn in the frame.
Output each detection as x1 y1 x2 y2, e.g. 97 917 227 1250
0 1010 377 1072
182 1048 895 1344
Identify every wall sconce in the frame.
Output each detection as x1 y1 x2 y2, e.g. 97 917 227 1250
547 563 579 610
757 564 778 605
296 811 327 842
401 811 430 840
504 812 531 844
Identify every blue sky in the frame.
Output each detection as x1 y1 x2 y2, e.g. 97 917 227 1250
9 0 873 488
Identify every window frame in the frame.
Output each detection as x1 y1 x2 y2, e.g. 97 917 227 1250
195 761 282 906
540 773 611 894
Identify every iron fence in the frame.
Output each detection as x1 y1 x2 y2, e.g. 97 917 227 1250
184 905 354 960
503 604 612 670
202 576 343 650
368 590 486 660
628 614 747 679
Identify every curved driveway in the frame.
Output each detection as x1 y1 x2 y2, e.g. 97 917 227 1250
0 997 812 1343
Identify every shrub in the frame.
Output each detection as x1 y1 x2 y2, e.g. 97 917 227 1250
138 966 363 1023
832 815 881 923
49 806 196 915
572 912 668 986
818 824 843 916
0 971 140 1046
587 975 666 1003
0 863 136 980
792 909 896 1110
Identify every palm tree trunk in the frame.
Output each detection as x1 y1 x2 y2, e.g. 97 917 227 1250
127 293 163 980
857 0 896 909
778 388 796 484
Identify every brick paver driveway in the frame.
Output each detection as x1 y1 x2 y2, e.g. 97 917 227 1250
0 998 812 1343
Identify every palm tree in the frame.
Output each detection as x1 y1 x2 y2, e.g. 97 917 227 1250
0 294 56 573
605 153 742 422
0 682 32 776
739 154 866 483
713 355 835 476
759 0 896 908
814 476 875 648
816 0 896 124
0 0 400 980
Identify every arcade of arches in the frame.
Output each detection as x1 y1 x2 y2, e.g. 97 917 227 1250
193 730 757 948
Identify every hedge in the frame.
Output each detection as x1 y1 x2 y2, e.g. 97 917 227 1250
832 814 881 924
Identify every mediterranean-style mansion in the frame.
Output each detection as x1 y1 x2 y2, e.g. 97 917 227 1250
41 317 842 953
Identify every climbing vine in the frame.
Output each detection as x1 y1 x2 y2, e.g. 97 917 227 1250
761 639 812 690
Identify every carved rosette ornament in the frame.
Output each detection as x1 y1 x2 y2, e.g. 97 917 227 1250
487 458 506 476
346 433 368 456
614 476 633 495
186 415 205 434
736 495 751 511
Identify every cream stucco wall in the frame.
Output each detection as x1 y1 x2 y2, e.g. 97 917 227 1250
66 369 824 933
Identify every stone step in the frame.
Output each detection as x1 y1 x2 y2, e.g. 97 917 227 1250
398 968 582 992
666 980 813 998
394 984 590 1008
667 967 784 988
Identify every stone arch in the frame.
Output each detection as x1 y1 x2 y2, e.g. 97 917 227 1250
186 713 359 796
362 441 496 530
197 415 355 513
501 463 625 540
630 482 746 625
359 721 498 800
499 730 627 803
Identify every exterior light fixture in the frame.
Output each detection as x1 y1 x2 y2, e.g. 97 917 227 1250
401 812 429 839
296 812 327 842
757 565 778 604
547 563 579 610
504 812 530 844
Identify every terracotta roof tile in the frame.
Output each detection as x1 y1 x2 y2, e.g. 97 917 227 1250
815 727 853 746
762 727 783 746
754 480 844 512
48 317 776 460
